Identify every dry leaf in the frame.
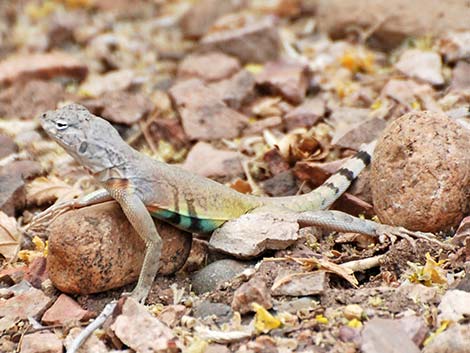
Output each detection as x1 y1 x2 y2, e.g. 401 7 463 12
277 256 359 287
26 176 82 206
0 211 21 261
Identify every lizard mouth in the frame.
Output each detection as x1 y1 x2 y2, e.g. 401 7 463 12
39 112 54 132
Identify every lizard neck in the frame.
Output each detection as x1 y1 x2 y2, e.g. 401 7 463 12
94 166 126 183
92 145 141 183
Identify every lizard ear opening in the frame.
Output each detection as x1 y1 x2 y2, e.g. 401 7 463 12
78 141 88 154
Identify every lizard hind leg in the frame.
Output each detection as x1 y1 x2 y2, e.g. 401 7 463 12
66 188 162 353
107 188 163 303
296 210 445 249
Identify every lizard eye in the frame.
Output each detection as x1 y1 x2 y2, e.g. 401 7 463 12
55 120 68 130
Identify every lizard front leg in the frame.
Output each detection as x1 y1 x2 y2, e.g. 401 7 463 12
297 210 443 247
106 182 162 303
28 189 113 231
66 184 162 353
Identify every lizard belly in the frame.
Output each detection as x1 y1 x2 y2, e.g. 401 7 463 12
149 208 224 233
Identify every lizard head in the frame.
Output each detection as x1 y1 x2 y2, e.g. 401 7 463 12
40 103 127 173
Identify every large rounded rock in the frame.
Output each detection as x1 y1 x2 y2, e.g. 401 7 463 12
47 201 192 295
371 111 470 232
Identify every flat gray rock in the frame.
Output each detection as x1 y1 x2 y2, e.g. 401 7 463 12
191 259 249 294
271 271 327 297
210 212 300 258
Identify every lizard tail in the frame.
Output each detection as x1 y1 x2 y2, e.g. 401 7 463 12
272 140 377 212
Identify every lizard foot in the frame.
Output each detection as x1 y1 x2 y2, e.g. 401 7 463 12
27 200 78 231
124 288 148 304
375 224 445 249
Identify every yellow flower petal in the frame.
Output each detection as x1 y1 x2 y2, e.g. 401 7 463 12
253 303 281 333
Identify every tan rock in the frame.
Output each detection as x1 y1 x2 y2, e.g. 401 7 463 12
328 107 371 144
42 294 95 326
180 0 246 38
0 135 17 159
453 216 470 246
200 16 280 64
182 142 243 178
256 60 311 104
0 52 87 85
79 69 139 97
81 90 152 125
451 61 470 91
0 287 52 320
380 79 442 112
284 97 325 130
232 278 273 314
261 170 298 197
0 266 26 286
157 304 187 328
398 315 429 347
332 115 387 150
147 117 189 150
47 9 86 48
0 164 26 217
0 80 66 119
0 160 43 215
169 79 248 140
263 148 290 176
439 31 470 63
316 0 470 50
24 257 48 289
178 52 240 82
244 116 282 136
110 298 182 352
209 69 255 109
371 111 470 232
47 201 192 295
394 49 444 86
20 332 62 353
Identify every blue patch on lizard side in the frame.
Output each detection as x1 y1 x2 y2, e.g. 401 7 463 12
150 209 223 233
